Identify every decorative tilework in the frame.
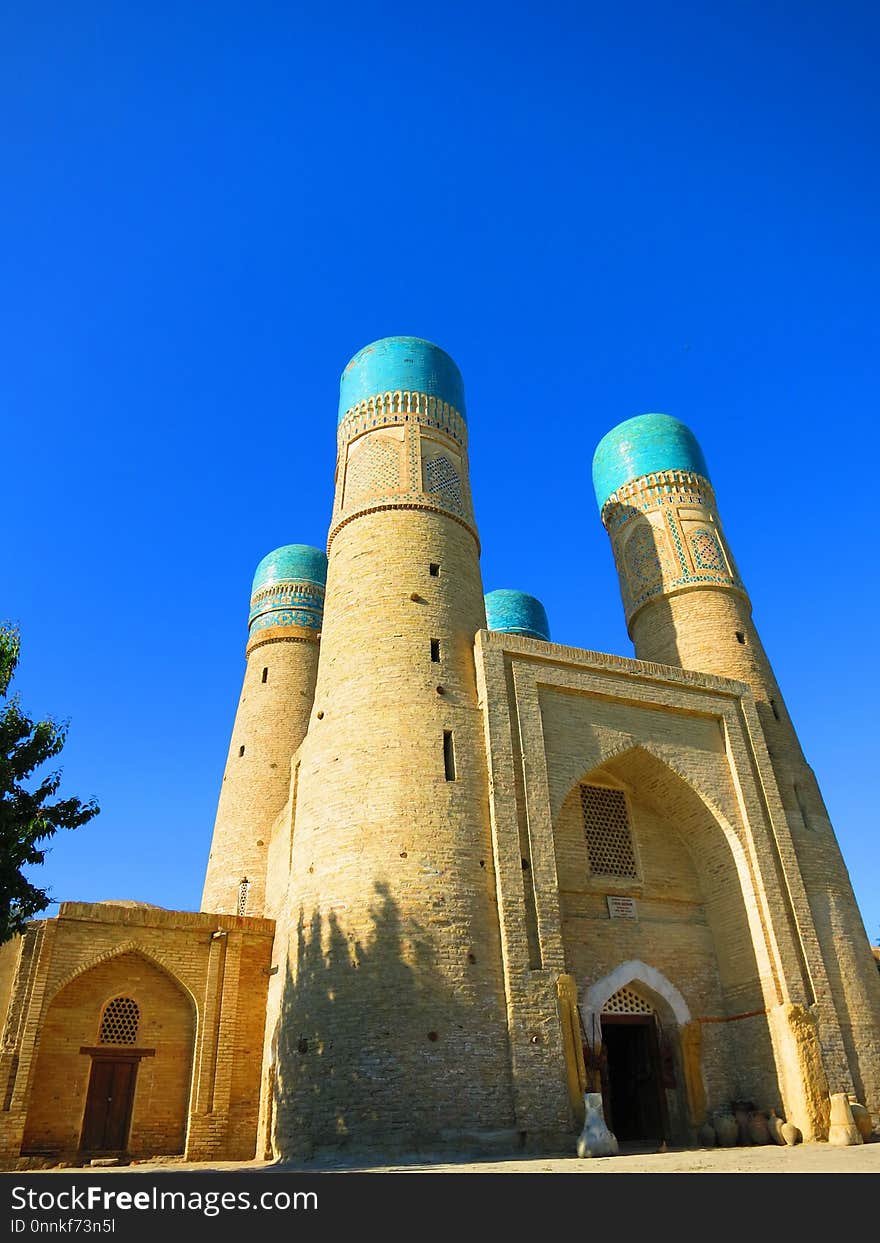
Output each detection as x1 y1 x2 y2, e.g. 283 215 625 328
329 417 477 546
249 574 326 634
592 413 710 511
623 525 662 594
423 454 464 515
603 472 745 624
338 337 466 426
690 527 725 571
484 590 550 641
337 392 467 450
343 434 402 508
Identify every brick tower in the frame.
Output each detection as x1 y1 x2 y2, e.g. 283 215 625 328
592 413 880 1115
201 544 327 918
270 337 514 1156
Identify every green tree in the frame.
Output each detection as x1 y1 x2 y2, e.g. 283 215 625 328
0 624 98 943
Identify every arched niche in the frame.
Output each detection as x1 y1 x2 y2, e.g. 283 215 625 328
22 950 196 1159
556 744 783 1118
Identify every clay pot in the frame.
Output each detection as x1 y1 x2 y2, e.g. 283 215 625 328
713 1111 738 1147
828 1092 863 1146
747 1110 771 1145
780 1121 801 1146
698 1121 716 1148
733 1101 753 1145
577 1092 619 1158
767 1109 786 1146
847 1097 873 1141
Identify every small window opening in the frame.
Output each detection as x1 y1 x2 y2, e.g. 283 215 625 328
237 877 250 916
430 639 441 662
239 745 246 757
261 667 269 683
770 698 780 720
580 784 638 878
99 997 140 1045
429 563 440 577
443 730 456 781
735 631 746 645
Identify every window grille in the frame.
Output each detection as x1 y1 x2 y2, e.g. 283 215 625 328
602 986 653 1016
580 784 638 878
99 996 140 1044
238 877 250 916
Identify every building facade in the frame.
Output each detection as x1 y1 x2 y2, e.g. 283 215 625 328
1 337 878 1164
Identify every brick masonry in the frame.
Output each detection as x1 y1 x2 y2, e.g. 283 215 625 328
1 345 877 1165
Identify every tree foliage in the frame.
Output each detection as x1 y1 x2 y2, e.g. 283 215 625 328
0 624 98 943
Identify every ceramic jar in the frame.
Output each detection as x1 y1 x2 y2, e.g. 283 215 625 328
577 1092 619 1158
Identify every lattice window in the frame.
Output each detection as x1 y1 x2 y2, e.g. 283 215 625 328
238 877 250 916
602 986 654 1016
343 435 401 507
423 455 463 514
690 527 724 571
99 997 140 1045
624 525 662 591
580 785 638 878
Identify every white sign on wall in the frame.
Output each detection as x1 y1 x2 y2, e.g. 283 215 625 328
607 895 638 920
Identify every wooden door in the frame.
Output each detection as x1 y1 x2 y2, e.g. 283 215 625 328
80 1058 137 1152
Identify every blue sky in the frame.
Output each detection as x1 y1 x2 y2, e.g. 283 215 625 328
4 2 878 944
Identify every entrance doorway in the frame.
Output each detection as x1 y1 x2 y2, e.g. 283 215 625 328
601 1016 667 1144
80 1058 138 1154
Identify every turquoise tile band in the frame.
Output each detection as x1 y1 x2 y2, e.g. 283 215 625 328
249 544 328 632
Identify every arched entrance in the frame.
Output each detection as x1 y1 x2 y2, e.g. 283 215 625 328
22 950 196 1159
553 743 783 1134
600 985 667 1143
583 961 692 1145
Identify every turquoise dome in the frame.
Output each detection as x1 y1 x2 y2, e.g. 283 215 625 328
251 545 327 595
249 545 328 633
485 590 551 642
338 336 466 424
592 413 709 510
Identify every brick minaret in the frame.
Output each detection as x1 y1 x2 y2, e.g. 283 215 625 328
201 544 327 918
271 337 514 1156
592 413 880 1116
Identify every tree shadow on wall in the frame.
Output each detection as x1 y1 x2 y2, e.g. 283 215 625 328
270 881 513 1160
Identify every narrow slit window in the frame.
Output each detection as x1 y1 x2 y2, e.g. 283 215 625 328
262 667 269 683
239 745 246 757
430 639 441 662
429 563 440 577
770 698 780 720
735 631 746 645
443 730 456 781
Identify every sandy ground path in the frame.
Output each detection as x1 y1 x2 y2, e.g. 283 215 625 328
40 1141 880 1175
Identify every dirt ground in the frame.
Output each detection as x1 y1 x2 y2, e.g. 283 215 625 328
37 1140 880 1175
